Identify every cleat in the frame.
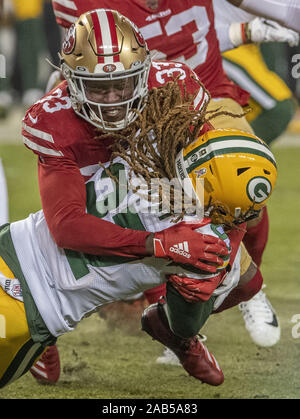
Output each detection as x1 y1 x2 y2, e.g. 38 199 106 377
30 345 60 384
156 335 207 366
239 287 280 347
142 301 224 386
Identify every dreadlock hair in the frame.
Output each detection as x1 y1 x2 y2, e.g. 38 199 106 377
98 76 247 222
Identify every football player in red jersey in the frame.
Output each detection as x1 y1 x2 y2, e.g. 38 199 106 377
49 0 283 348
23 8 232 383
52 0 300 32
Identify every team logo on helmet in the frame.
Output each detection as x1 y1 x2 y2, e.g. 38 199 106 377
62 24 76 54
103 64 117 73
190 153 198 163
247 177 272 203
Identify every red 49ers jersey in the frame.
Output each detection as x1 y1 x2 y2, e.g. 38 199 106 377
52 0 249 105
23 60 208 181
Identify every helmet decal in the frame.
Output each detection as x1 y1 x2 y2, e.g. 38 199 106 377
90 10 120 63
103 63 117 73
247 176 272 203
62 24 76 55
183 134 277 174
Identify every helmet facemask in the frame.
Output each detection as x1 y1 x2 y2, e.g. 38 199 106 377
205 199 262 229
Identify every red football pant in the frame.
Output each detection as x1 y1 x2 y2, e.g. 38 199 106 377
213 268 263 313
243 206 269 267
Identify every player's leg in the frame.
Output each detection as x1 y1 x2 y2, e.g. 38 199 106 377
213 243 262 312
246 97 296 145
0 161 60 384
0 245 60 386
222 44 296 145
141 285 224 386
29 344 60 384
213 244 280 347
0 260 44 388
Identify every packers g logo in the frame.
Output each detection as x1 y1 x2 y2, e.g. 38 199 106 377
247 177 272 203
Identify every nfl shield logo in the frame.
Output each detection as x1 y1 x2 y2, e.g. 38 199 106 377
12 284 22 297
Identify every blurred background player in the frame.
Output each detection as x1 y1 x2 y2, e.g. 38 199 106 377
214 0 297 145
0 0 61 118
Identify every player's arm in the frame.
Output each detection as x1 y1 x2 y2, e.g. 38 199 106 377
226 0 300 32
38 156 151 257
215 0 299 51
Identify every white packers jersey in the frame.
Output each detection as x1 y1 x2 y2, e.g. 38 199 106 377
7 157 239 338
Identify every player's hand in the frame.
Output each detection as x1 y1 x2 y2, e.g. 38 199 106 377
168 273 223 303
248 17 299 47
153 221 229 273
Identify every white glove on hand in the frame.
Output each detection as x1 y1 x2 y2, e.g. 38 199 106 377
229 17 299 48
249 17 299 47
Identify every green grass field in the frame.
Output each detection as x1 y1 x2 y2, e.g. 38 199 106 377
0 143 300 399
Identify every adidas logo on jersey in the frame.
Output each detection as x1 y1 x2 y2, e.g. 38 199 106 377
169 241 191 259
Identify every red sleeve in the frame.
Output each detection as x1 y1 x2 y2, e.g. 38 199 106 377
227 224 247 267
38 157 150 257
